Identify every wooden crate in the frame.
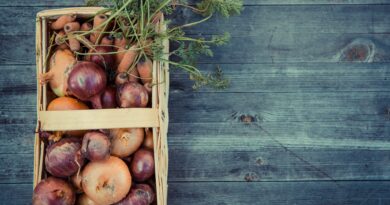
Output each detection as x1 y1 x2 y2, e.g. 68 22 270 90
34 7 169 205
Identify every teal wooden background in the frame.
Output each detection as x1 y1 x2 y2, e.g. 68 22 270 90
0 0 390 204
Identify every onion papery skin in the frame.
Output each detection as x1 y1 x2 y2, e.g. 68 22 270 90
45 137 85 178
130 149 155 182
67 61 107 108
32 177 76 205
81 131 111 161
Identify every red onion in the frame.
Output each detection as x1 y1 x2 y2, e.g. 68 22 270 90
117 82 149 108
45 138 84 178
86 46 115 70
33 177 75 205
100 86 117 108
115 184 155 205
67 61 107 109
81 131 111 161
131 149 155 182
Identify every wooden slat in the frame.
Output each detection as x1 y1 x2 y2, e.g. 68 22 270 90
1 0 390 7
1 91 389 124
2 5 390 36
2 181 390 205
2 63 390 94
2 33 389 65
38 109 159 130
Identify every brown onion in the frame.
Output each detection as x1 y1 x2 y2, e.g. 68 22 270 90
82 156 132 204
131 149 155 182
67 61 107 109
81 131 111 161
115 184 155 205
33 177 75 205
117 82 149 108
47 97 89 137
86 46 115 70
110 128 144 158
39 49 76 97
45 138 84 178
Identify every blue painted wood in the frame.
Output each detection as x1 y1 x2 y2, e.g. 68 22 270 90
0 1 390 205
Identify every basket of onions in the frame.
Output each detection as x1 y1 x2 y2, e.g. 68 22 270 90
34 6 169 205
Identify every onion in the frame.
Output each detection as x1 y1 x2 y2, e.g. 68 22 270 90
39 49 76 97
110 128 144 158
48 96 89 110
81 131 111 161
47 97 89 137
82 156 132 205
76 194 99 205
115 184 155 205
45 137 84 178
117 82 149 108
131 149 155 182
67 61 107 109
100 86 117 108
86 46 115 71
33 177 75 205
143 129 153 150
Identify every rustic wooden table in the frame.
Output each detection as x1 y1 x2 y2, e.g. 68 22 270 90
1 0 390 204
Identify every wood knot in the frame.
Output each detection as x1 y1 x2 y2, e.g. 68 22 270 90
338 39 375 62
255 157 264 166
244 172 259 182
240 115 256 124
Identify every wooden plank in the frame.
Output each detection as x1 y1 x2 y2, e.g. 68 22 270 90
3 62 390 93
171 63 390 92
0 154 33 184
1 0 390 6
167 182 390 205
3 5 390 36
2 182 390 205
168 92 390 123
2 62 390 93
2 120 390 182
1 91 389 124
2 33 390 65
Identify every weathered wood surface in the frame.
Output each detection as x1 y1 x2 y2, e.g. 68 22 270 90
1 5 390 64
1 0 390 7
1 182 390 205
1 1 390 205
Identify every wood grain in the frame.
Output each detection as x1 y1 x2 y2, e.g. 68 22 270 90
2 5 390 36
1 0 390 7
2 182 390 205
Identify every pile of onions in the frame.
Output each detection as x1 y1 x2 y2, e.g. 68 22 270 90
45 138 84 178
67 61 107 109
115 184 155 205
81 131 111 161
33 177 75 205
131 148 155 182
82 156 131 204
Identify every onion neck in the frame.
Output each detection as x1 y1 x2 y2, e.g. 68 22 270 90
90 94 103 109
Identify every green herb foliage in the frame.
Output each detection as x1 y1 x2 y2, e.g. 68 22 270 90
83 0 242 89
